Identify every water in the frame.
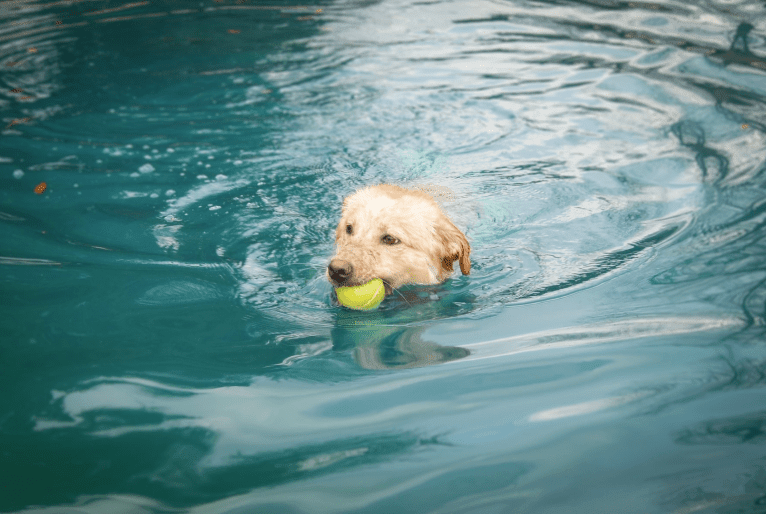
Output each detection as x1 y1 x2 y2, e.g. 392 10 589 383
1 0 765 512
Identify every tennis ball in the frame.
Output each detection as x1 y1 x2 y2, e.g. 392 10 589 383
335 278 385 310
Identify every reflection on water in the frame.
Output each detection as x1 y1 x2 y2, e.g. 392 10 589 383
334 323 471 369
2 0 766 512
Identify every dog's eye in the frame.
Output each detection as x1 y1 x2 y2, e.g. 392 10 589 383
381 234 399 245
346 224 353 235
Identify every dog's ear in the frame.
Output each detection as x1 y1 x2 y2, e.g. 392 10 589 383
437 220 470 276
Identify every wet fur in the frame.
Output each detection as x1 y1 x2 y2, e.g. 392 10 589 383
327 184 470 296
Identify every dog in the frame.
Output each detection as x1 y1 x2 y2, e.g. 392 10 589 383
327 184 470 298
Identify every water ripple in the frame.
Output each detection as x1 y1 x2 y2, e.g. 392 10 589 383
3 0 766 511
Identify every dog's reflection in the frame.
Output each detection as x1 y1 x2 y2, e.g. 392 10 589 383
331 317 469 370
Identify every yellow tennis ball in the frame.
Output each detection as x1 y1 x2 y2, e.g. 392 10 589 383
335 278 385 310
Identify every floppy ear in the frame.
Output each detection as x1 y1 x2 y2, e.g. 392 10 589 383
437 220 471 276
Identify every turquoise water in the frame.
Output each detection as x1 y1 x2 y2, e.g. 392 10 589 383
2 0 766 512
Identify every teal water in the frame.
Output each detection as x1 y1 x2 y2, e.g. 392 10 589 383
2 0 766 512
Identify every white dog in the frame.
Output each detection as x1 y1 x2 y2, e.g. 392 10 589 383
328 184 470 296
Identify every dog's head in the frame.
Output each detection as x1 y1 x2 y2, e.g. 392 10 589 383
327 184 470 295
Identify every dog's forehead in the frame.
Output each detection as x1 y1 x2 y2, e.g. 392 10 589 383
344 188 434 219
346 189 398 216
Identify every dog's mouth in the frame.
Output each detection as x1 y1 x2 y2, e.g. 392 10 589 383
331 278 394 296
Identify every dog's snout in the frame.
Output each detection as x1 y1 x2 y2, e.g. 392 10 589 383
328 259 353 284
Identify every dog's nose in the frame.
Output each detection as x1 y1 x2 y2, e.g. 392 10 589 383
328 259 353 284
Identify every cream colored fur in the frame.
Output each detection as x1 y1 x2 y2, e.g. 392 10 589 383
328 184 470 294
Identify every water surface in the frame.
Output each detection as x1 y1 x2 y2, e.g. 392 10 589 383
2 0 766 512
